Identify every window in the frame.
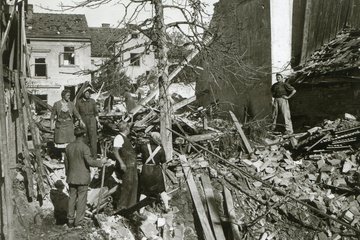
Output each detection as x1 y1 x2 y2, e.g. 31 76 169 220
34 58 47 77
131 33 139 39
60 47 75 66
130 53 140 66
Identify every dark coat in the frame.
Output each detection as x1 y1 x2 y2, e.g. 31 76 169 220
65 138 102 185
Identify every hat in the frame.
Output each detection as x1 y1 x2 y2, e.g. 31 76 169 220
74 127 86 137
54 180 65 189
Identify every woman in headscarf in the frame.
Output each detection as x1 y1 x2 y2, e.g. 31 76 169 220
51 89 85 162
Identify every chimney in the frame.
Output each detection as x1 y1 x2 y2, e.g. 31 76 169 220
102 23 110 28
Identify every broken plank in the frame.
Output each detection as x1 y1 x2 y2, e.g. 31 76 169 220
223 186 242 240
166 169 178 184
229 111 253 154
179 155 215 240
187 132 225 143
172 95 196 112
201 174 226 240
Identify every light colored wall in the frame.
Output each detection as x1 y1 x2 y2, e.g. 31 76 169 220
270 0 293 83
117 34 157 83
27 39 91 105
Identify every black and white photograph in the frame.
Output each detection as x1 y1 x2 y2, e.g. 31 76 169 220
1 0 360 239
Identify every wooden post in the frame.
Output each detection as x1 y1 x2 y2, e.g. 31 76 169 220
0 49 14 240
154 0 173 162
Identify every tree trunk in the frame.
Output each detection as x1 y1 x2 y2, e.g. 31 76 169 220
154 0 173 161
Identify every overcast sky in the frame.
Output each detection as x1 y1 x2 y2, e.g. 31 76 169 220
28 0 218 28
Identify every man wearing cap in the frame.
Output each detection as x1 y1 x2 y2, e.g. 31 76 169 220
271 73 296 134
65 127 109 228
76 88 102 157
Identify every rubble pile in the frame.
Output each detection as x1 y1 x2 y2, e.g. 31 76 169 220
16 88 360 239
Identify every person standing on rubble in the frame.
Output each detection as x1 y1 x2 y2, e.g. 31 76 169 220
271 73 296 134
76 87 102 157
138 132 170 212
51 89 85 162
113 122 138 212
65 127 109 228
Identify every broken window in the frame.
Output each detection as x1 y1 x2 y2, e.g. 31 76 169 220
130 53 140 66
60 47 75 66
34 58 47 77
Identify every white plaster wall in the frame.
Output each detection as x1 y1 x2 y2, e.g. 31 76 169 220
117 34 157 83
270 0 293 83
27 39 92 105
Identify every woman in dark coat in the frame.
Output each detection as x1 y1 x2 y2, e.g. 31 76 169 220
51 89 84 161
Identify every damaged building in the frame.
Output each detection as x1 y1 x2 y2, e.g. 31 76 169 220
290 0 360 128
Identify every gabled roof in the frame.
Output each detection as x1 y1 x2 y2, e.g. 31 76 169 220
26 13 90 40
88 27 127 58
292 28 360 83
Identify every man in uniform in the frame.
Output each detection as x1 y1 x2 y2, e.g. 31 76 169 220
76 88 102 157
65 127 109 228
271 73 296 134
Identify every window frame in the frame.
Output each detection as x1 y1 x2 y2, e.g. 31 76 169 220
59 46 76 67
34 57 47 78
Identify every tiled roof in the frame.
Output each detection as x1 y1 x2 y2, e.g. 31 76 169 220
88 27 127 57
292 28 360 83
26 13 90 39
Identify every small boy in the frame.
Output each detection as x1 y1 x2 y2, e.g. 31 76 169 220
50 180 69 225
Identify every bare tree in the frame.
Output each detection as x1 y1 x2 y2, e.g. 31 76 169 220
55 0 213 161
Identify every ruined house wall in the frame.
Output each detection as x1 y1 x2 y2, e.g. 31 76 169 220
27 40 91 105
196 0 272 122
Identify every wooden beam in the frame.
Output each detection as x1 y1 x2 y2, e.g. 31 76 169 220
14 72 34 199
20 76 45 199
29 93 53 111
172 95 196 112
223 186 242 240
187 132 225 143
179 155 215 240
201 174 226 240
300 0 313 64
0 45 14 240
229 111 253 154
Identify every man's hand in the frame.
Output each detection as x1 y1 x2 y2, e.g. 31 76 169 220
97 122 102 129
282 96 289 100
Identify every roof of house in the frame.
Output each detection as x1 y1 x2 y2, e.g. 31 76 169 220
26 13 90 39
88 27 127 57
292 28 360 83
